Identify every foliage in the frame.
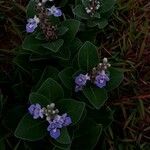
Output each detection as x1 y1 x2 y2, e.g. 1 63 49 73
0 0 132 149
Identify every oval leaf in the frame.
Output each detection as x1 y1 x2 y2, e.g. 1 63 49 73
56 128 71 145
106 67 124 91
78 41 99 71
26 0 36 17
37 78 64 101
100 0 115 13
71 119 102 150
83 87 108 109
58 67 75 89
29 92 50 106
42 39 64 53
58 99 85 125
73 5 90 19
61 19 80 42
15 114 47 141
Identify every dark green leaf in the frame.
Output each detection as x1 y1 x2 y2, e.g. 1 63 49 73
22 35 42 54
42 39 64 53
83 87 108 109
58 67 75 89
88 107 114 128
59 0 68 7
71 119 102 150
58 27 69 36
61 19 80 42
33 66 59 91
73 5 90 19
0 140 5 150
78 41 99 71
15 114 47 141
58 99 85 125
13 54 31 73
29 92 50 106
26 0 36 17
3 106 26 131
37 78 64 101
35 32 45 40
106 67 124 91
100 0 115 13
56 128 71 145
98 19 108 29
52 46 71 60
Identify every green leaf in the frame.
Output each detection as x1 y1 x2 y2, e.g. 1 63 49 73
42 39 64 53
58 27 69 36
37 78 64 101
106 67 124 91
78 29 97 42
52 46 71 60
13 54 31 73
98 19 108 29
88 107 114 128
78 41 99 71
29 92 50 106
58 67 75 89
3 106 26 132
35 32 45 40
0 140 5 150
73 5 90 19
61 19 80 42
81 0 89 7
71 119 102 150
56 128 71 145
101 0 115 13
0 94 6 114
26 0 36 17
22 35 42 54
15 114 47 141
59 0 68 7
58 99 85 125
83 87 108 109
33 66 59 91
69 38 83 56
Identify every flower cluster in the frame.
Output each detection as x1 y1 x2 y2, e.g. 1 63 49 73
85 0 102 16
26 0 62 35
75 58 111 92
28 103 72 139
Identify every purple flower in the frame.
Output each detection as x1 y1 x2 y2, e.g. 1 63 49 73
47 6 62 17
94 71 109 88
53 8 62 17
50 128 60 139
26 19 37 33
63 116 72 126
26 16 39 33
47 114 72 139
28 104 43 119
75 74 88 86
75 74 90 92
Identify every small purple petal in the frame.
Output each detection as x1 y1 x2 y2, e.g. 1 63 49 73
75 74 88 86
28 104 35 115
53 8 62 17
94 72 109 88
28 103 43 119
26 18 38 33
63 116 72 126
50 128 60 139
